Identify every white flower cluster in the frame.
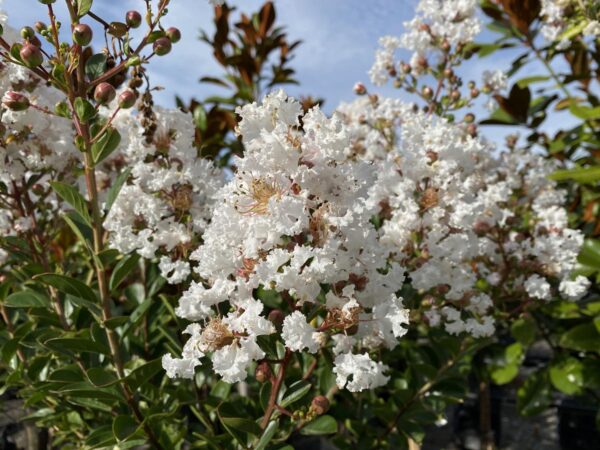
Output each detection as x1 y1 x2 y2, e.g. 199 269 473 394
163 91 410 391
540 0 570 48
105 107 224 284
340 96 589 337
369 0 480 84
0 23 78 264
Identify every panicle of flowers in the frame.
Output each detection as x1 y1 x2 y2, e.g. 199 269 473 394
104 106 224 284
369 0 480 85
0 20 78 264
341 100 589 338
163 90 410 391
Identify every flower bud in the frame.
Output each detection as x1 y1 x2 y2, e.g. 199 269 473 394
255 361 272 383
464 113 475 123
268 309 284 329
126 10 142 29
450 90 461 101
94 82 116 105
310 396 330 415
353 82 367 96
166 27 181 43
3 91 30 111
38 0 56 4
153 37 172 56
20 43 43 68
416 56 428 69
35 22 47 33
441 39 451 52
443 68 453 79
32 184 45 196
400 62 411 74
72 23 93 46
118 90 137 109
470 88 480 98
466 123 477 137
422 86 433 99
473 220 491 236
20 26 35 40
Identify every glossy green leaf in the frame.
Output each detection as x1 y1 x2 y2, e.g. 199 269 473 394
517 370 552 416
4 290 50 308
300 415 337 435
125 358 163 391
50 181 91 225
109 253 140 292
35 273 97 303
74 97 97 124
77 0 93 17
559 323 600 352
549 357 584 395
113 415 138 441
105 168 131 214
85 53 107 80
254 420 278 450
92 127 121 164
280 380 311 408
87 367 118 387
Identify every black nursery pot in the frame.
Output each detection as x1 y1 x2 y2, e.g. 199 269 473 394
557 397 600 450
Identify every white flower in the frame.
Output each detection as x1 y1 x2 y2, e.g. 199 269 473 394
281 311 322 353
524 274 552 300
559 276 591 301
333 353 390 392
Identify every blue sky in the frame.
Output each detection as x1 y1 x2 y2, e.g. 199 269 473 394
3 0 420 109
2 0 575 146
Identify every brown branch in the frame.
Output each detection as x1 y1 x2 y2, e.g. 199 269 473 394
260 349 292 429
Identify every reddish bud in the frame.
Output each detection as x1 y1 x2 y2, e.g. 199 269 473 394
118 90 137 109
470 88 480 98
310 396 330 415
72 23 93 46
473 220 491 236
153 37 172 56
353 82 367 96
34 22 47 33
2 91 30 111
267 309 284 329
422 86 433 99
166 27 181 43
94 82 116 105
450 90 461 101
400 62 411 74
466 123 477 137
255 361 272 383
20 43 43 68
126 10 142 29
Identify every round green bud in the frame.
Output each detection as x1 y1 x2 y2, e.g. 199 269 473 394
153 37 172 56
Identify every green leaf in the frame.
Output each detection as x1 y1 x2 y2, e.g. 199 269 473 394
10 43 22 63
77 0 93 17
92 127 121 164
105 168 131 215
113 415 138 441
517 370 552 416
109 253 140 292
280 380 311 408
549 357 584 395
4 290 50 308
50 181 91 225
103 316 128 329
45 337 109 355
254 420 278 450
300 415 337 435
549 166 600 184
490 342 524 385
87 367 118 387
35 273 97 303
559 323 600 353
217 404 261 446
193 105 208 132
577 239 600 272
74 97 97 123
125 358 163 391
511 317 536 346
85 53 107 81
569 104 600 120
516 76 550 88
